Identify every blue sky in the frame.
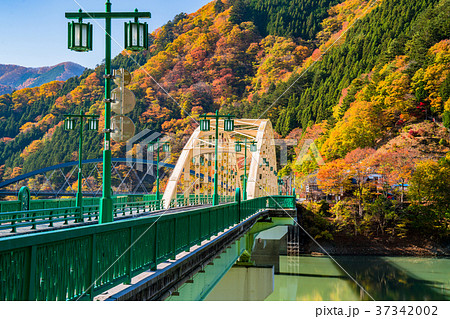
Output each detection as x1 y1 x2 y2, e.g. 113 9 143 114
0 0 212 69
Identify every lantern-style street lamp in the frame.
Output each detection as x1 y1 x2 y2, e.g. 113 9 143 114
68 11 93 52
235 139 257 200
64 110 100 221
199 110 235 205
66 1 150 224
124 10 149 51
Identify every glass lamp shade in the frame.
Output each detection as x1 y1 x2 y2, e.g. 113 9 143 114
68 21 93 52
235 143 242 152
163 143 171 153
148 143 155 152
64 118 76 130
224 119 234 131
250 142 257 152
200 119 210 131
124 21 148 51
88 118 99 131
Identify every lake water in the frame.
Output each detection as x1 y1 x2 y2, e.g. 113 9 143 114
168 225 450 301
264 255 450 301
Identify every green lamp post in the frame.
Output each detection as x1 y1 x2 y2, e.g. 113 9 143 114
235 139 256 201
66 1 150 224
64 111 99 221
199 110 235 205
148 138 170 206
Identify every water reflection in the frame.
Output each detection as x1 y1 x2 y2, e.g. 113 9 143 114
266 256 359 301
331 256 450 301
209 225 450 301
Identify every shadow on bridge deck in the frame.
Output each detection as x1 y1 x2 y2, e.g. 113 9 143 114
101 207 297 301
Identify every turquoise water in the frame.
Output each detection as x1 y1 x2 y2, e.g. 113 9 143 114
265 255 450 301
167 225 450 301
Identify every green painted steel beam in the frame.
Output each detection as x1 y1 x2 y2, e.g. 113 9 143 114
65 12 151 19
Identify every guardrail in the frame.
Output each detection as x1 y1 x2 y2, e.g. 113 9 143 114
266 195 296 209
0 194 238 233
168 195 234 208
0 197 165 233
0 198 78 214
0 195 295 300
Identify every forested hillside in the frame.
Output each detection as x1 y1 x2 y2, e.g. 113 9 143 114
286 0 450 240
0 0 449 241
0 0 342 178
244 0 446 134
229 0 340 40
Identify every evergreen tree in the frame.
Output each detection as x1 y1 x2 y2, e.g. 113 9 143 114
214 0 225 14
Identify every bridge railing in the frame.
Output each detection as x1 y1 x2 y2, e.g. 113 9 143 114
0 200 21 213
0 195 296 301
0 198 95 232
266 195 296 209
0 196 167 233
168 194 234 208
0 198 78 215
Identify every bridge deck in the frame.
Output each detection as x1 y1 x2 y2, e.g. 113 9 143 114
100 207 296 301
0 195 296 301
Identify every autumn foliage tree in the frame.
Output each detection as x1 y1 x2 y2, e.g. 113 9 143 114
344 148 376 217
408 155 450 236
317 159 350 201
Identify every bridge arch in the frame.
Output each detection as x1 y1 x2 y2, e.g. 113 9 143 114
162 119 278 208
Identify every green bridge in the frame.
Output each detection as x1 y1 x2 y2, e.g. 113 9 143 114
0 193 296 301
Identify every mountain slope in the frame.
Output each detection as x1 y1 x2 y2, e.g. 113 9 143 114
244 0 443 135
0 62 85 93
0 0 343 176
1 0 449 183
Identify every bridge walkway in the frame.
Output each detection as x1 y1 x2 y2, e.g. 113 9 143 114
100 206 296 301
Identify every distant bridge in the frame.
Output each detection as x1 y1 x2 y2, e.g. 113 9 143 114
163 119 279 208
